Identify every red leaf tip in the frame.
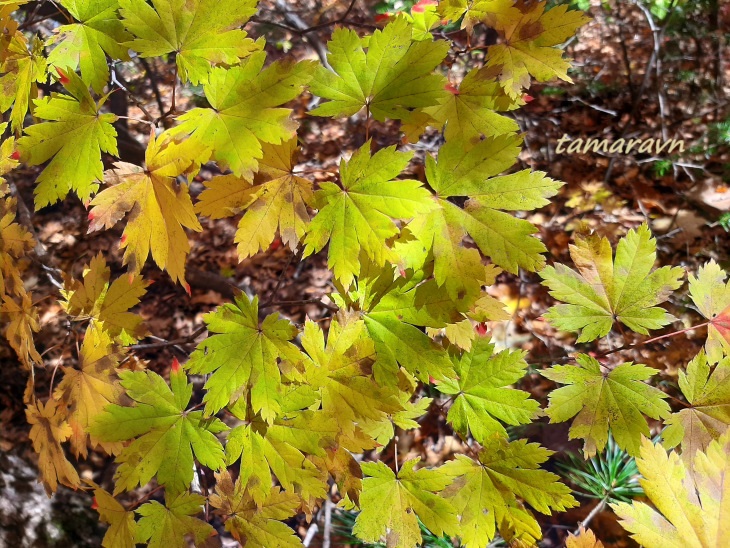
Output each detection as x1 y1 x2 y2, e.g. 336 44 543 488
171 357 181 373
184 282 191 296
120 234 127 246
412 0 436 13
56 68 70 85
375 13 392 22
475 322 488 336
10 150 20 161
87 211 95 221
445 83 460 95
91 497 98 510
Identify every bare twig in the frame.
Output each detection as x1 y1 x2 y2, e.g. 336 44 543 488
131 324 207 351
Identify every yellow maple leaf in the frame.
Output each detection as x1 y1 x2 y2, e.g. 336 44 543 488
2 290 41 368
61 253 149 344
88 133 209 286
195 138 313 259
566 527 604 548
486 1 589 98
54 325 125 458
26 398 81 495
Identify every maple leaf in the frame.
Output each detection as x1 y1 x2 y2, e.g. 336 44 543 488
210 469 302 548
2 290 41 367
304 142 434 286
310 16 449 121
542 354 670 456
26 398 81 495
541 224 684 342
566 527 605 548
0 169 36 297
688 260 730 363
119 0 260 84
195 138 313 259
0 30 46 133
224 412 332 507
17 68 118 209
437 337 539 442
438 0 521 32
186 293 303 421
352 458 459 548
89 484 138 548
90 367 228 495
663 350 730 470
612 432 730 548
403 0 441 40
46 0 131 93
136 492 215 548
61 254 149 344
403 134 560 300
88 133 206 285
442 436 577 547
485 2 590 98
333 262 462 384
300 317 403 433
407 65 520 143
167 52 315 179
53 325 124 458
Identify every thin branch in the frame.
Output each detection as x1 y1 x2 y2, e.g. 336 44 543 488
131 325 207 351
262 298 339 313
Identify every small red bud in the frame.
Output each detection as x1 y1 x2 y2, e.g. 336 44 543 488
87 211 95 221
91 497 98 510
56 68 70 85
375 13 391 23
475 322 488 336
412 0 436 13
120 234 127 245
10 150 20 160
523 94 534 103
171 357 181 373
184 282 191 296
445 83 460 95
428 375 437 384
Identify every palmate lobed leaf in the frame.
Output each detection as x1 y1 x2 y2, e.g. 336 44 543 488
442 435 577 547
17 68 118 209
90 367 228 495
119 0 260 84
437 336 539 442
304 142 434 287
663 350 730 471
688 260 730 363
612 432 730 548
353 458 459 548
310 16 449 121
542 354 670 456
541 223 684 342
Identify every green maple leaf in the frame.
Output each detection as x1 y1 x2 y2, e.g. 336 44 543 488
46 0 131 93
166 52 315 179
119 0 260 84
352 459 459 548
612 432 730 548
17 68 118 209
442 435 576 547
542 354 670 456
309 16 449 121
333 261 463 384
414 66 520 143
663 350 730 470
437 337 539 442
0 30 46 133
688 260 730 363
224 412 333 506
136 492 214 548
300 317 403 433
303 142 434 286
540 223 684 342
90 367 228 495
403 134 560 300
185 293 304 421
210 469 303 548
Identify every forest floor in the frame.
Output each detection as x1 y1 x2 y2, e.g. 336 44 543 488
1 0 729 546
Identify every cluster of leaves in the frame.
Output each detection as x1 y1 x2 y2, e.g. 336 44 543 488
5 0 728 547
